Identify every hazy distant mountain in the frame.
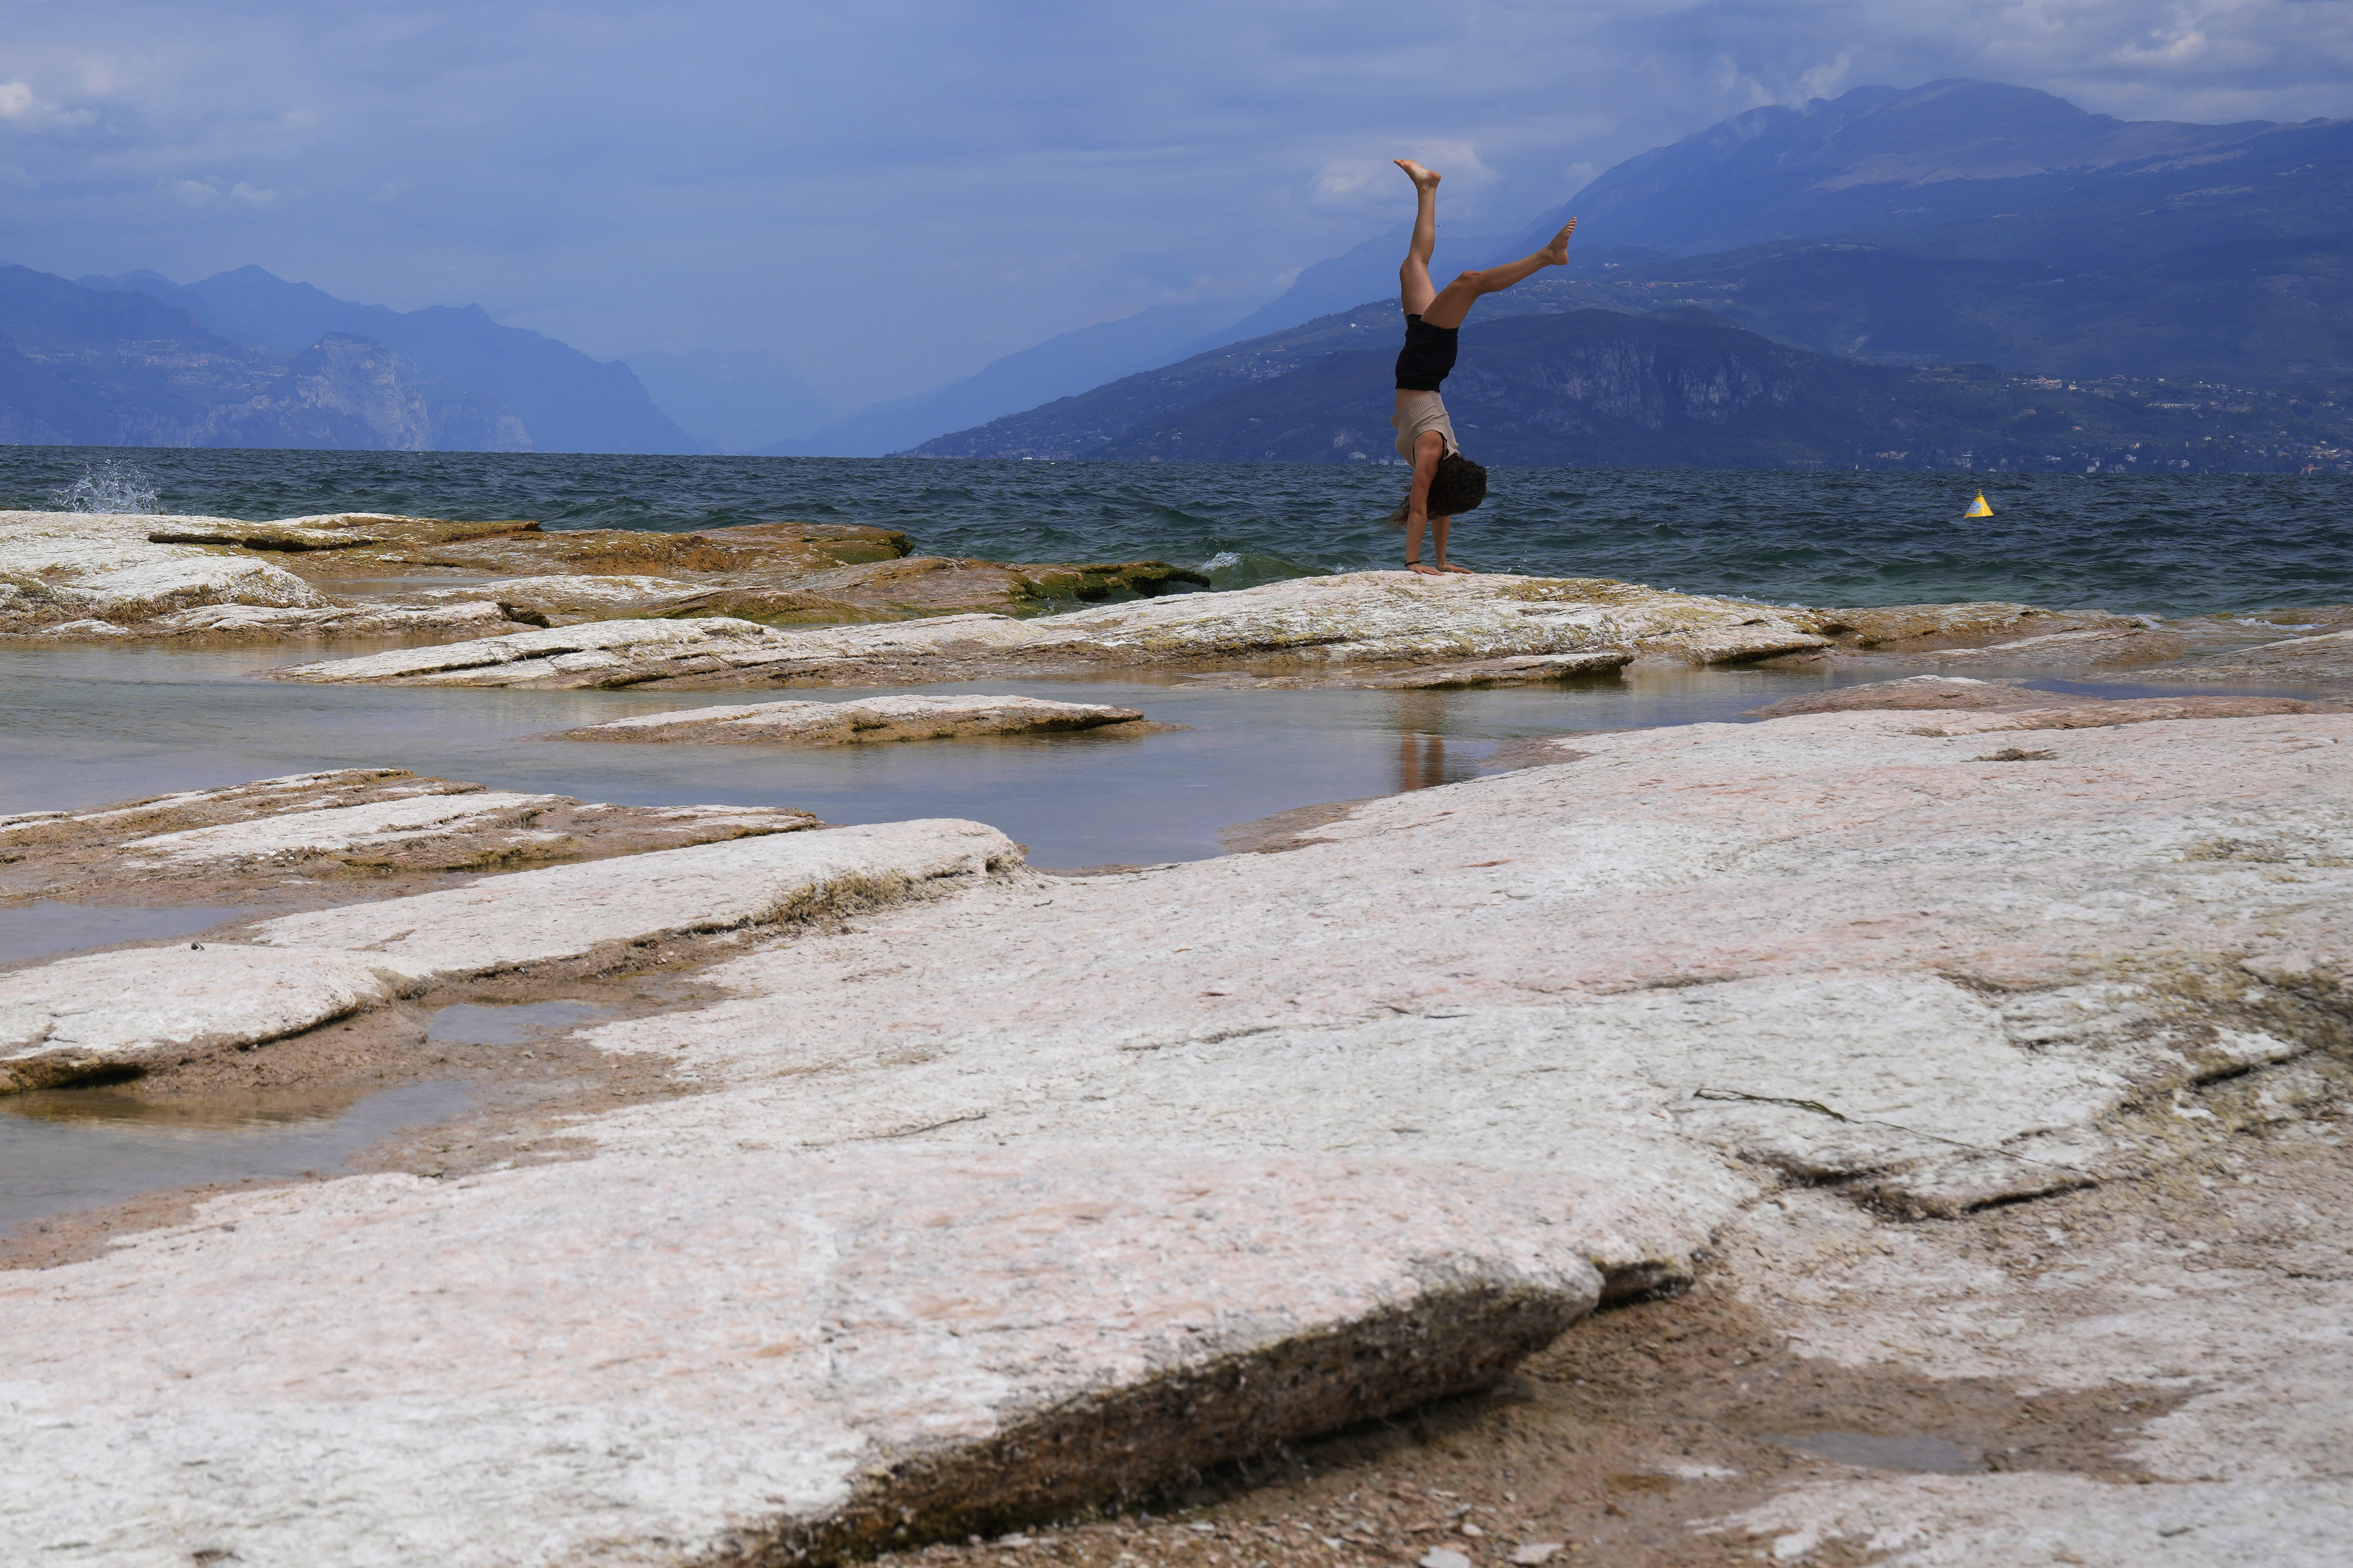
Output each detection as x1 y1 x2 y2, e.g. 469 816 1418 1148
908 306 1399 460
79 265 695 454
220 334 531 451
620 348 840 452
0 264 531 450
1505 79 2350 268
1202 220 1522 348
764 298 1259 457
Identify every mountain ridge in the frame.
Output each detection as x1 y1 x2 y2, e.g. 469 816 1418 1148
1075 306 2353 474
911 79 2353 470
78 266 694 454
0 264 536 451
759 298 1259 458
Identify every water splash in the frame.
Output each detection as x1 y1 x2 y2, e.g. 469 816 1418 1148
50 460 162 515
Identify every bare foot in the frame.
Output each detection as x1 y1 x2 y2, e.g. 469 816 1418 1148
1538 217 1577 266
1407 561 1446 576
1395 159 1442 192
1437 560 1474 573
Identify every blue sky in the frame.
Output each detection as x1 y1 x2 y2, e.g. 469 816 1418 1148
4 0 2352 404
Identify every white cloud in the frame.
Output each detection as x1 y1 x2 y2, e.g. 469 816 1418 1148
1310 157 1391 206
0 79 94 129
1796 54 1854 103
1313 142 1496 210
169 177 279 208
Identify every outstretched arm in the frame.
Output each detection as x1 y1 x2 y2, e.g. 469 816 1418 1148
1403 429 1448 575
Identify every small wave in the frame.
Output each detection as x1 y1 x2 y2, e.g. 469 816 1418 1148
51 459 162 515
1192 544 1331 589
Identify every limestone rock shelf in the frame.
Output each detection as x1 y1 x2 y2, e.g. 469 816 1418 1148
2 698 2349 1562
13 509 2353 700
0 767 823 906
537 692 1153 746
0 508 1202 642
1 818 1017 1092
268 572 1838 688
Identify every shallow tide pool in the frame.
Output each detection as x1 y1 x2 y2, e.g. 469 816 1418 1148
0 642 2322 1242
0 645 1905 869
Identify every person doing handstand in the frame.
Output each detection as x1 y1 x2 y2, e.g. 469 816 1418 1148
1390 159 1576 574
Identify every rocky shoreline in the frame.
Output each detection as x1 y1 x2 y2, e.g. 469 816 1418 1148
5 504 2352 1565
10 508 2351 694
0 507 1205 643
0 671 2347 1565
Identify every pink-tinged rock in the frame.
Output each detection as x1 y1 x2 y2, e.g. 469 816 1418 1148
250 818 1020 976
580 709 2353 1221
10 708 2353 1562
265 574 1831 687
0 944 415 1092
540 692 1146 745
2140 626 2353 690
0 1150 1610 1566
1748 676 2349 726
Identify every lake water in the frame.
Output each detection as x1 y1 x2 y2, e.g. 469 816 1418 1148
3 447 2349 617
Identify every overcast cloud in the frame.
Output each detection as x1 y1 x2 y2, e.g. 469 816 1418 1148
3 0 2350 403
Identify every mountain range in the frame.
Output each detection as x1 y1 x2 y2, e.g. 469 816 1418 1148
66 266 694 453
755 298 1257 458
912 79 2353 469
5 78 2350 465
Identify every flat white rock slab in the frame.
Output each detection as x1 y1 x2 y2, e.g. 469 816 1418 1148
123 790 573 864
580 710 2353 1222
250 818 1019 975
0 819 1015 1090
544 692 1144 745
267 574 1833 686
0 1149 1616 1567
10 711 2352 1561
0 945 413 1091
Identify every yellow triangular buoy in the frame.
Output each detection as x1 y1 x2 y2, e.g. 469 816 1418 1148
1963 490 1994 518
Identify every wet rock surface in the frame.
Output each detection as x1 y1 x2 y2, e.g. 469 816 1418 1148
0 508 1205 641
17 507 2353 716
0 818 1015 1094
1760 604 2353 685
539 693 1154 746
1800 601 2141 651
0 945 418 1093
1746 675 2352 727
3 710 2350 1564
2139 625 2353 690
1183 650 1636 690
0 767 821 907
269 573 1837 688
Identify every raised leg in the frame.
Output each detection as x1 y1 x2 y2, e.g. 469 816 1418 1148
1419 218 1576 330
1396 159 1440 318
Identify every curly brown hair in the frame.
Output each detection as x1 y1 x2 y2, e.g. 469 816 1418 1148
1387 452 1489 525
